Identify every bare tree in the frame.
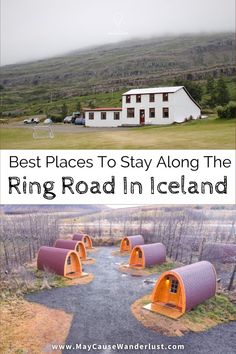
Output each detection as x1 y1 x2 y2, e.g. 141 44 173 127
228 264 236 291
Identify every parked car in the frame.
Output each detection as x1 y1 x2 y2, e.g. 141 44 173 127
63 115 73 124
23 117 39 124
75 117 85 125
44 118 53 124
71 112 81 123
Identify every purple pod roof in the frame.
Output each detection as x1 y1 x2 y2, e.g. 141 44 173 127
128 235 144 248
140 243 166 266
173 261 216 311
72 233 84 241
72 233 93 248
55 239 78 250
37 246 75 276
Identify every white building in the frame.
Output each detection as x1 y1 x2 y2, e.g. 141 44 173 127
84 86 201 127
122 86 201 125
84 108 122 127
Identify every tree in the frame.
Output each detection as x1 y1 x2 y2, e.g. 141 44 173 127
206 76 214 93
88 100 96 109
228 264 236 291
217 102 236 119
215 77 230 106
174 79 203 102
76 101 82 112
61 103 68 118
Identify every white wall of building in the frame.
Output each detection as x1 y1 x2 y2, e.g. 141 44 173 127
85 110 122 127
122 92 175 125
122 88 201 125
84 87 201 127
173 89 201 123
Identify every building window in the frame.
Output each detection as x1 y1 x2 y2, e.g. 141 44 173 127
138 250 142 258
126 95 131 103
67 256 71 265
163 107 169 118
101 112 106 120
163 93 169 101
127 108 135 118
149 94 155 102
170 279 178 294
89 112 94 120
149 108 155 118
114 112 120 120
136 94 141 103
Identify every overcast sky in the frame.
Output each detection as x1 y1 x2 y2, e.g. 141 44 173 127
1 0 235 66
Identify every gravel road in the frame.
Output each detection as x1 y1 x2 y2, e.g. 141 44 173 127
27 247 236 354
3 123 132 133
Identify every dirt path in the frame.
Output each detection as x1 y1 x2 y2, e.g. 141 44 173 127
27 247 236 354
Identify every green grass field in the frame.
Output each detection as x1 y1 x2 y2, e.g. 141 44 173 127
0 116 235 149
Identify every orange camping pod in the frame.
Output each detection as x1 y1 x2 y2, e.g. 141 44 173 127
129 243 166 269
72 233 93 249
54 239 87 261
37 246 83 279
144 261 217 319
120 235 144 252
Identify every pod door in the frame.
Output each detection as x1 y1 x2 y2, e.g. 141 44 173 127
65 253 81 278
83 235 92 248
130 247 144 268
121 238 131 252
151 274 184 319
76 242 86 260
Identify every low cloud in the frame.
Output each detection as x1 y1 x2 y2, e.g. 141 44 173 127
1 0 235 65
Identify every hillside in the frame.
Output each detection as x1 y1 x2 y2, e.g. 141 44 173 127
2 204 108 215
0 33 235 116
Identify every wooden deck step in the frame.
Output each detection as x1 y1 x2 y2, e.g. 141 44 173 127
143 302 183 319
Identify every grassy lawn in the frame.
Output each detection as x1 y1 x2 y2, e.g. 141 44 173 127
132 293 236 336
0 116 235 149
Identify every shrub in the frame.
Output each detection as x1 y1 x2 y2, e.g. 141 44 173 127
226 102 236 119
217 106 227 119
50 115 62 123
217 102 236 119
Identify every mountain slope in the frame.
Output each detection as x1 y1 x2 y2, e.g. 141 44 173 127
1 33 235 114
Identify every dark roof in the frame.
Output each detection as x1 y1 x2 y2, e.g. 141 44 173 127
133 243 166 266
172 261 216 311
73 233 84 241
126 235 144 248
37 246 73 276
55 239 78 250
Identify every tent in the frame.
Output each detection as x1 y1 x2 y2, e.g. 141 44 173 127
72 233 93 249
54 239 87 261
129 243 166 268
120 235 144 252
37 246 83 278
144 261 216 319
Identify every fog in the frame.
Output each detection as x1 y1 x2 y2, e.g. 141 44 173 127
1 0 235 65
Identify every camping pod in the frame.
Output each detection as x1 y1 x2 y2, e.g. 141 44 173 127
120 235 144 252
72 233 93 249
54 239 87 261
144 261 216 319
37 246 82 278
129 243 166 268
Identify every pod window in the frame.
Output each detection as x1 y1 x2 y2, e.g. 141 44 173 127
170 279 178 293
